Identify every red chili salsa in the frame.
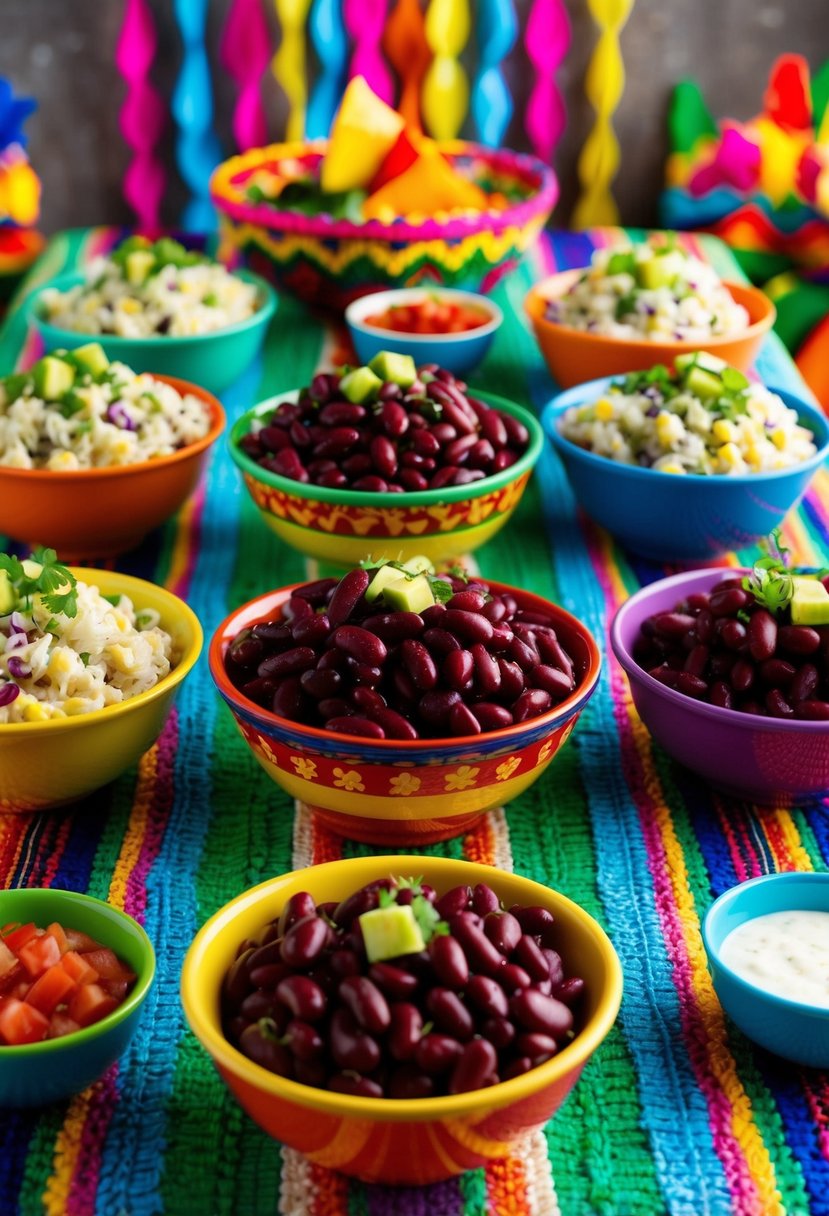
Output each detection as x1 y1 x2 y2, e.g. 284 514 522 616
0 919 136 1045
363 297 492 335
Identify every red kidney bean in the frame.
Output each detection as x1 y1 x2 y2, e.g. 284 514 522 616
327 569 370 628
790 663 819 703
342 453 373 477
760 658 796 687
333 626 387 666
514 688 552 721
471 883 500 917
555 976 586 1005
718 619 746 651
444 648 475 691
258 646 317 678
497 963 532 993
466 974 509 1019
443 610 494 644
330 1008 381 1072
387 1003 424 1063
748 609 778 661
329 1074 384 1099
366 706 419 740
389 1066 435 1100
448 701 482 736
400 639 438 690
510 989 574 1037
484 911 522 956
333 887 378 928
514 935 551 982
415 1033 465 1075
730 659 755 694
449 913 507 976
449 1037 498 1095
435 885 472 921
350 686 386 714
284 1020 325 1062
338 976 390 1033
361 612 424 641
710 681 734 709
412 428 441 456
300 668 342 700
480 1016 515 1051
240 989 279 1022
281 917 330 968
531 663 574 697
352 475 389 493
329 949 361 978
421 627 460 656
417 689 462 728
319 401 365 426
370 435 398 478
367 963 419 1000
346 659 383 687
652 612 697 636
291 614 331 647
426 988 474 1040
312 426 360 459
672 673 708 700
778 625 820 655
278 891 317 937
472 702 514 731
542 948 564 988
765 689 794 717
709 587 751 616
325 716 386 738
239 1022 294 1077
318 697 351 719
223 950 255 1006
246 939 284 972
795 699 829 719
516 1032 559 1066
399 469 429 491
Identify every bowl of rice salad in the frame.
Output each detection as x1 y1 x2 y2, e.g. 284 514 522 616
525 236 775 388
542 354 829 560
0 553 202 812
31 237 277 396
0 345 224 560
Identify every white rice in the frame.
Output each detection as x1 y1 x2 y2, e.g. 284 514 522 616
0 361 211 470
0 580 174 724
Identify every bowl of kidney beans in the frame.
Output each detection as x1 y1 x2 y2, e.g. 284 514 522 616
228 367 543 568
180 855 622 1185
611 567 829 803
209 568 601 845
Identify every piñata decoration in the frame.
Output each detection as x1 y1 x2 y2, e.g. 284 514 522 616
572 0 635 227
344 0 394 105
219 0 271 151
273 0 314 141
172 0 223 230
524 0 571 163
383 0 432 131
115 0 165 230
472 0 518 148
422 0 471 140
307 0 349 137
0 78 44 297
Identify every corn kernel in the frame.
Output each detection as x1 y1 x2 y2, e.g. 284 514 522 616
48 650 73 675
120 297 141 314
660 462 683 474
718 442 741 467
62 697 88 716
109 644 135 673
112 611 129 631
771 428 788 450
594 398 614 422
712 420 735 444
23 703 50 722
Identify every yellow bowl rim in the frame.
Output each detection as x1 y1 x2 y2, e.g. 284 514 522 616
181 855 623 1123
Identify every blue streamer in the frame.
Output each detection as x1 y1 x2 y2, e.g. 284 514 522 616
471 0 518 147
171 0 224 231
306 0 349 139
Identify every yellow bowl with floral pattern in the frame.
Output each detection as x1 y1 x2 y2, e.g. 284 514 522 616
229 391 543 568
208 580 601 844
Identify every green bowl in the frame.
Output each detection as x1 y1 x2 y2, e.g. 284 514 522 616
29 269 277 397
0 888 155 1107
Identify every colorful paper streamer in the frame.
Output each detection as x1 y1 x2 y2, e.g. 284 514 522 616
115 0 166 231
171 0 223 230
572 0 635 228
422 0 471 141
219 0 271 151
307 0 349 138
524 0 571 163
273 0 313 142
472 0 517 147
383 0 432 131
344 0 394 106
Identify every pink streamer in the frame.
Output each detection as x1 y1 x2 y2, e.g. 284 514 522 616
344 0 394 105
524 0 571 162
116 0 166 231
219 0 271 151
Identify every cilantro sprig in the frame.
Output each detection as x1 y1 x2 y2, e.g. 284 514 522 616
741 531 793 616
379 877 450 944
0 547 78 619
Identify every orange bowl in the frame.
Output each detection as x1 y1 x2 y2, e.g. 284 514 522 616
0 377 225 561
208 579 601 845
181 855 623 1185
524 271 776 388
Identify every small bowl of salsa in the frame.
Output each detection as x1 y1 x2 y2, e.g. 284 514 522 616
702 871 829 1068
345 288 503 376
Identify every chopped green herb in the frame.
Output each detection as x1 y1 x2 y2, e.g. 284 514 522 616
79 652 90 666
202 292 218 307
606 250 638 277
614 292 638 321
741 533 794 616
0 547 78 619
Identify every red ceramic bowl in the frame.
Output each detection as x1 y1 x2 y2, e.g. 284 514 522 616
209 581 601 844
525 271 775 388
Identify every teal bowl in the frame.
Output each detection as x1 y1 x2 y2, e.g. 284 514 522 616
30 269 277 397
702 872 829 1068
0 888 155 1106
542 377 829 560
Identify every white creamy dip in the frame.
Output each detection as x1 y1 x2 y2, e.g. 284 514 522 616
719 910 829 1009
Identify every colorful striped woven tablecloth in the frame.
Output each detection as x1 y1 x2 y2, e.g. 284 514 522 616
0 227 827 1216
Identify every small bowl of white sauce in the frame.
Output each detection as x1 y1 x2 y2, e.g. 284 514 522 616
702 872 829 1068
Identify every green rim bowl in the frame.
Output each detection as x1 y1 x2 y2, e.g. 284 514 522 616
228 390 544 567
0 888 155 1106
30 269 277 397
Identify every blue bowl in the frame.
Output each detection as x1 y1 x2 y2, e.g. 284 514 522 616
30 269 277 398
542 377 829 561
702 873 829 1068
344 288 502 377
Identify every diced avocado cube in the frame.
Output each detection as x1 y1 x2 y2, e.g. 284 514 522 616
153 237 191 269
368 351 417 388
400 554 434 576
382 572 435 614
0 572 15 616
637 249 686 290
33 356 75 401
674 351 728 375
359 904 425 963
685 367 723 401
339 366 383 404
365 564 406 603
125 249 156 286
790 576 829 625
71 343 110 378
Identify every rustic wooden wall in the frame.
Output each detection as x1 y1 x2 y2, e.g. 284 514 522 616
2 0 826 234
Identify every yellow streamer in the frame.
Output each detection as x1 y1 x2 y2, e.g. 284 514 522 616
273 0 313 141
572 0 634 228
422 0 470 140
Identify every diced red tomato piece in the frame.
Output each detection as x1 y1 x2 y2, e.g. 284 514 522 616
63 927 104 954
46 922 69 955
2 922 38 954
60 950 99 986
68 982 118 1029
25 963 76 1015
0 962 25 997
81 948 135 985
17 932 62 979
0 997 49 1045
0 939 17 979
365 298 490 335
100 978 129 1002
48 1011 81 1040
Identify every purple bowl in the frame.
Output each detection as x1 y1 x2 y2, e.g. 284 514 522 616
610 568 829 804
